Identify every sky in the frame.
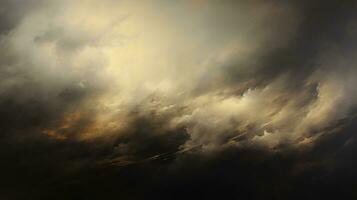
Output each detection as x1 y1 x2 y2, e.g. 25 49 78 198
0 0 357 199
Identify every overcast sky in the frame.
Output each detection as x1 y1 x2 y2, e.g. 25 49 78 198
1 0 357 199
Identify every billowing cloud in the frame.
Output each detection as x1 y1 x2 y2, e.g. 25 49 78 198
1 0 357 199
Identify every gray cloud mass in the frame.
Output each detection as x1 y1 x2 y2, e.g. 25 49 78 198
0 0 357 199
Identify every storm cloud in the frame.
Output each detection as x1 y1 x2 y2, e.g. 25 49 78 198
1 0 357 199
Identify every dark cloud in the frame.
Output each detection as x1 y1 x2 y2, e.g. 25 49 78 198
4 117 357 199
0 0 357 199
0 0 39 35
224 0 357 89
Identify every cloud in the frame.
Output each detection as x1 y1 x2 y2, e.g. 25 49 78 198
1 0 357 199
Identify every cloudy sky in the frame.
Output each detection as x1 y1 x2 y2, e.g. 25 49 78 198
1 0 357 199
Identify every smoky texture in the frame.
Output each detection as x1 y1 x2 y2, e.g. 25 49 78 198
0 0 357 199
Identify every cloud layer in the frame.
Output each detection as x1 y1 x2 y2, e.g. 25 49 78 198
1 0 357 199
